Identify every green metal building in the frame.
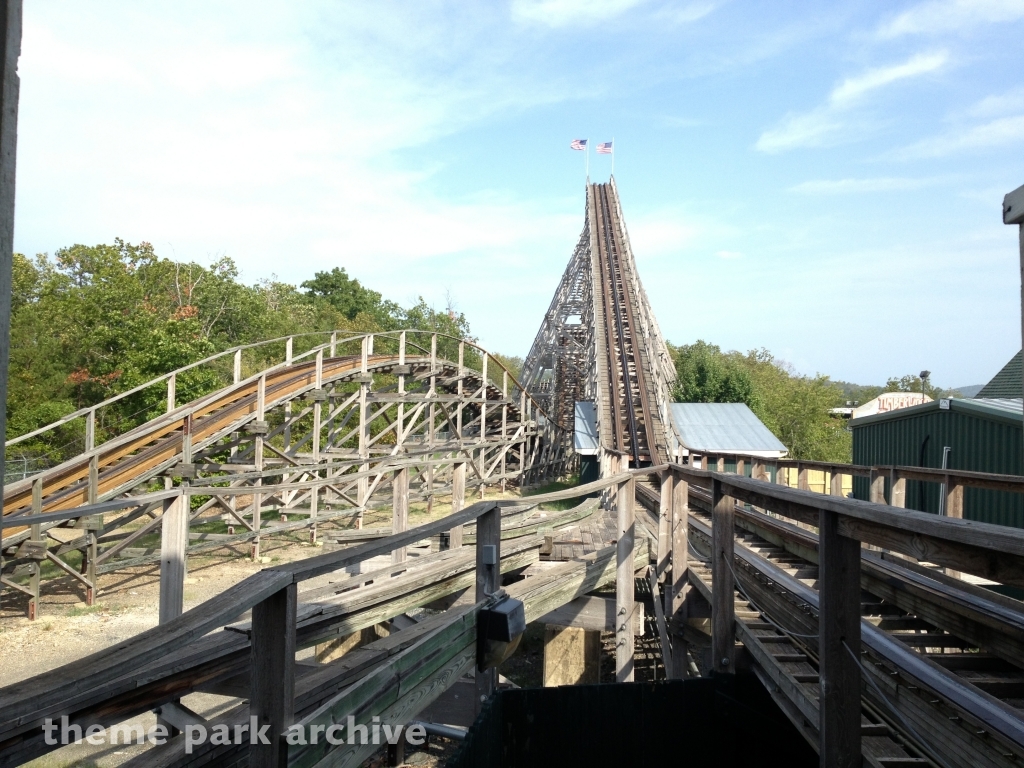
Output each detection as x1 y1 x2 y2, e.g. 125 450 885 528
850 398 1023 527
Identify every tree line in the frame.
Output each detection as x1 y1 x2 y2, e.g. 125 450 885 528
7 240 473 467
668 340 962 463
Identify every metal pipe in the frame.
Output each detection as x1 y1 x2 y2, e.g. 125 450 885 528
410 721 467 740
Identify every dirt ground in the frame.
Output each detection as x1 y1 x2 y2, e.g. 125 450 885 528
1 488 529 768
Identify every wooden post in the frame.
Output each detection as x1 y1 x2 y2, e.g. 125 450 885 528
869 469 886 504
85 408 95 451
890 470 906 508
84 454 99 605
818 509 861 768
475 505 501 710
233 348 242 384
735 457 745 477
656 470 672 577
159 493 188 624
250 583 297 768
392 468 409 564
450 461 466 548
669 467 689 678
252 374 265 559
711 477 735 674
166 373 176 413
616 476 635 682
716 456 725 473
945 478 964 519
830 471 843 497
27 475 42 620
798 464 810 491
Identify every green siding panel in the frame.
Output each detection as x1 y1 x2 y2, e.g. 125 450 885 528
852 402 1023 528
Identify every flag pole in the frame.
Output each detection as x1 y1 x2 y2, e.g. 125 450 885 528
586 139 590 181
611 137 615 176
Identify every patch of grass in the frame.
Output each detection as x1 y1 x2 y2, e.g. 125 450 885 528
66 604 107 617
525 475 589 511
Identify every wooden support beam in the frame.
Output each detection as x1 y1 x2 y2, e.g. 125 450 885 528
890 472 906 509
450 460 466 549
250 583 296 768
543 626 600 686
818 509 861 768
159 493 188 624
616 476 635 682
670 468 689 616
391 468 409 564
656 469 672 577
711 477 735 674
475 504 500 709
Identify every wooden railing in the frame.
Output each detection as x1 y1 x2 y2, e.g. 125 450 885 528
654 460 1024 768
689 452 1024 521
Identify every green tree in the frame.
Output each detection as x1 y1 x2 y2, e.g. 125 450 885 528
671 340 754 405
301 267 400 326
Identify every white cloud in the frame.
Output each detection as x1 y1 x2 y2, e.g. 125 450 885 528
790 177 940 194
756 52 948 152
715 250 742 259
652 2 718 25
830 52 948 106
966 87 1024 119
877 0 1024 38
511 0 644 27
898 114 1024 157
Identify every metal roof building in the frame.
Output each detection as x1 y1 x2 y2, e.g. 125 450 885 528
851 397 1023 527
668 403 787 460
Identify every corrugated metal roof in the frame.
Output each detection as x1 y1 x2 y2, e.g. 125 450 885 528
850 397 1022 428
977 350 1022 399
669 403 787 453
574 401 599 455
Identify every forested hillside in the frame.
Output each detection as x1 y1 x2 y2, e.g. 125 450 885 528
6 240 471 467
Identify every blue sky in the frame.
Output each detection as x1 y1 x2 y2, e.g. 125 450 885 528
12 0 1024 388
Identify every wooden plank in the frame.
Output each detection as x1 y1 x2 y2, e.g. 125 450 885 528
250 583 296 768
616 476 636 682
391 467 409 564
818 509 861 768
657 470 672 577
648 567 673 678
158 494 188 624
711 477 735 674
535 595 643 633
450 461 465 548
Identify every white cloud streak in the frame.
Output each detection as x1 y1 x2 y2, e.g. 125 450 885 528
756 52 948 152
897 114 1024 157
877 0 1024 38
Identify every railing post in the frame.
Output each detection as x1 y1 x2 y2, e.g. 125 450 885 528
945 477 964 519
669 467 690 678
252 374 266 559
450 461 466 548
159 492 188 624
798 463 809 491
329 330 337 357
657 469 672 577
830 470 843 497
166 373 176 413
711 476 735 674
233 349 242 384
85 408 96 451
392 467 409 564
250 583 297 768
27 476 43 620
285 336 293 366
818 509 862 768
869 468 886 504
475 504 501 709
890 469 906 508
616 475 636 682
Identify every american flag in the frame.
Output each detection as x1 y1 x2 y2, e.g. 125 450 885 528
570 138 587 150
596 141 613 154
